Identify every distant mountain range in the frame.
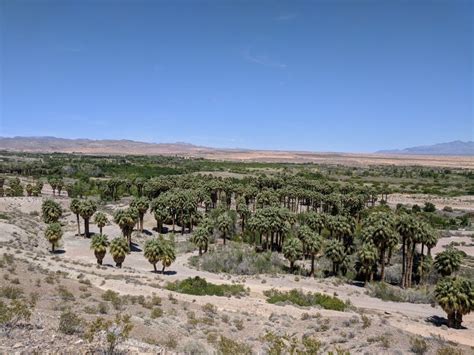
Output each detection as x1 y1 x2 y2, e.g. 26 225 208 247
376 141 474 156
0 137 472 169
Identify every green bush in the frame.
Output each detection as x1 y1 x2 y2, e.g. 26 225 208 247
189 243 285 275
166 277 247 297
263 289 346 311
367 282 435 304
59 310 83 335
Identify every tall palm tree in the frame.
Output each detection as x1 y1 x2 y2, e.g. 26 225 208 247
90 234 109 265
109 237 129 268
79 199 97 238
435 277 474 328
305 230 323 277
395 213 417 288
217 213 233 245
357 243 378 285
42 200 63 224
94 212 109 235
70 198 82 236
144 238 162 272
434 247 463 277
325 239 346 275
192 227 210 255
236 197 250 232
130 197 149 233
159 239 176 273
45 222 63 252
114 208 138 247
283 237 302 272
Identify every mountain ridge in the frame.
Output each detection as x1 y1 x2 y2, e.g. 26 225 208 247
376 140 474 156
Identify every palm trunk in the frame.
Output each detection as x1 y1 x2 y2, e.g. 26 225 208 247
99 226 103 235
76 214 81 236
401 237 406 288
310 254 315 277
380 248 386 281
153 263 157 273
84 218 90 238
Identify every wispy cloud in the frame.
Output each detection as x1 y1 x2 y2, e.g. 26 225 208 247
275 13 298 22
243 48 287 69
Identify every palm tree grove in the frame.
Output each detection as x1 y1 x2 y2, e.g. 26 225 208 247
1 0 473 353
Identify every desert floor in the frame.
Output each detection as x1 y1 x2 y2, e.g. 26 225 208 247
0 192 473 354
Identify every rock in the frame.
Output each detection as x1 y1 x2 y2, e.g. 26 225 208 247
74 340 83 345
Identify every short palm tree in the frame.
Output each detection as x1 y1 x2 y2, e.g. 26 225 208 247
304 230 323 277
144 238 162 272
70 198 82 236
357 242 378 285
45 222 63 252
94 212 109 235
434 247 463 277
114 208 138 248
42 200 62 224
435 277 474 328
159 240 176 274
217 213 233 245
109 237 129 268
90 234 109 265
325 239 346 275
79 199 97 238
283 237 302 272
192 227 210 255
130 197 149 233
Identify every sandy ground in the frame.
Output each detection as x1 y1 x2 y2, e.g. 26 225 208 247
1 195 474 353
387 193 474 212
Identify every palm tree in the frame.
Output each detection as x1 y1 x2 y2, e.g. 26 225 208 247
435 277 474 328
236 197 250 232
79 199 97 238
192 227 210 255
94 212 109 235
159 239 176 273
325 239 346 275
109 237 129 268
42 200 63 224
114 208 138 248
25 184 33 196
144 238 162 272
45 222 63 252
70 198 82 236
130 197 149 233
217 213 233 245
434 247 463 277
90 234 109 265
395 213 417 288
357 243 378 285
152 203 168 233
363 212 396 282
305 230 323 277
283 237 302 272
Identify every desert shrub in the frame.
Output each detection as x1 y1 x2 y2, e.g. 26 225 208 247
189 243 285 275
150 307 163 319
57 286 75 302
0 299 35 336
102 289 124 310
59 310 83 335
179 340 208 354
361 314 371 328
166 276 247 297
263 289 346 311
367 282 435 304
436 346 463 355
0 286 24 300
410 337 428 355
217 336 252 355
85 314 133 354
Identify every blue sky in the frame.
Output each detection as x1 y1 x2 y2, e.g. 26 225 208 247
0 0 472 152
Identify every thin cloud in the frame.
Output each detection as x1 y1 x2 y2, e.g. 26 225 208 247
275 13 298 22
243 48 287 69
